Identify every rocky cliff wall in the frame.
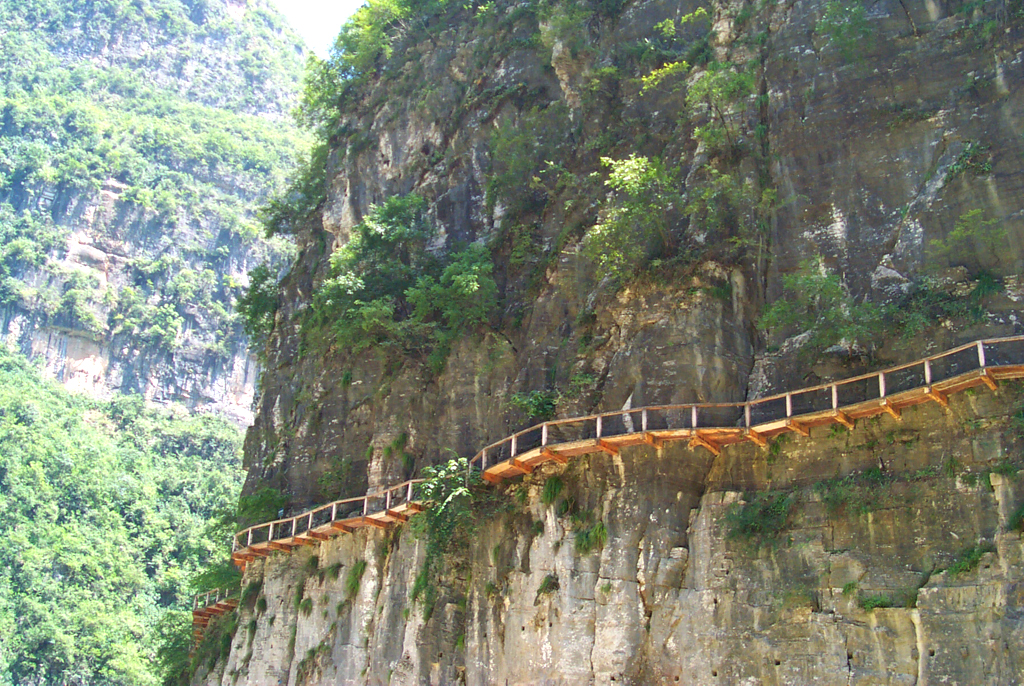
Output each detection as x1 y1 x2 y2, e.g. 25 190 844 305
246 0 1024 507
217 0 1024 681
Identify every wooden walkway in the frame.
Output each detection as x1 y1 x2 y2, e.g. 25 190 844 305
193 335 1024 638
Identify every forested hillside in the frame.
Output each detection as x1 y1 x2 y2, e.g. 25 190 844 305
0 348 244 685
0 0 306 421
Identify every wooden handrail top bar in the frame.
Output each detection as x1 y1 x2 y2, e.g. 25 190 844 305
467 336 1024 464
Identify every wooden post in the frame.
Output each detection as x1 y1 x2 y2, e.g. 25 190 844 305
407 481 414 501
786 393 792 417
596 415 603 439
291 518 297 537
542 423 549 446
511 434 518 458
831 384 838 410
268 523 273 542
977 341 986 368
363 497 369 516
691 405 698 428
331 503 337 522
642 409 648 432
386 490 392 509
308 512 313 532
481 448 488 471
924 359 932 385
744 403 751 428
879 372 886 398
247 529 253 547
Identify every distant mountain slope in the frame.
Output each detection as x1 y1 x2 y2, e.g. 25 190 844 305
0 0 307 423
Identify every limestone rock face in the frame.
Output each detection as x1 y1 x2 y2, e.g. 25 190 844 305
200 390 1024 685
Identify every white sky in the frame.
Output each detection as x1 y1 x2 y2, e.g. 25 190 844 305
270 0 366 57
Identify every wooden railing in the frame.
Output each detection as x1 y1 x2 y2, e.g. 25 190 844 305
232 478 426 556
193 335 1024 631
193 586 234 611
468 336 1024 472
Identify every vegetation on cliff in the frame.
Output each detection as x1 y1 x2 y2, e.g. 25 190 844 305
0 347 244 685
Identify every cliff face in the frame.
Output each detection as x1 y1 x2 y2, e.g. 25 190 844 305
246 0 1024 507
0 0 305 423
215 0 1024 681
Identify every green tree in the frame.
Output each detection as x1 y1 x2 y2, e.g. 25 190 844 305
761 257 885 353
583 155 681 281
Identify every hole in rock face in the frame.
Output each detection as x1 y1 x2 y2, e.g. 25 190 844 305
774 660 781 666
929 649 935 657
674 678 680 682
438 653 443 659
712 671 718 677
521 626 525 632
421 144 431 156
847 652 853 661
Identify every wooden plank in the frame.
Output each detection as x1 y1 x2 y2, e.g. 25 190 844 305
306 531 331 541
745 429 767 448
642 432 664 449
830 410 854 429
689 434 721 457
542 448 568 464
362 517 390 530
482 471 503 484
292 536 318 547
786 420 810 437
386 509 410 522
404 502 425 513
597 439 619 456
981 369 999 391
880 400 901 421
330 521 355 533
511 458 534 474
926 388 949 408
267 541 293 553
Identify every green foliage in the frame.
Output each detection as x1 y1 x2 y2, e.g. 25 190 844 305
945 142 992 183
236 487 289 529
641 60 690 93
537 574 560 595
345 559 368 598
842 582 858 596
814 468 892 515
309 195 498 370
945 543 997 577
574 521 608 555
858 593 896 611
725 491 795 543
760 257 885 354
928 209 1008 277
299 597 314 617
508 390 559 422
486 104 572 216
583 155 682 282
817 1 873 60
236 265 280 347
685 61 757 152
542 476 564 505
0 348 244 686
